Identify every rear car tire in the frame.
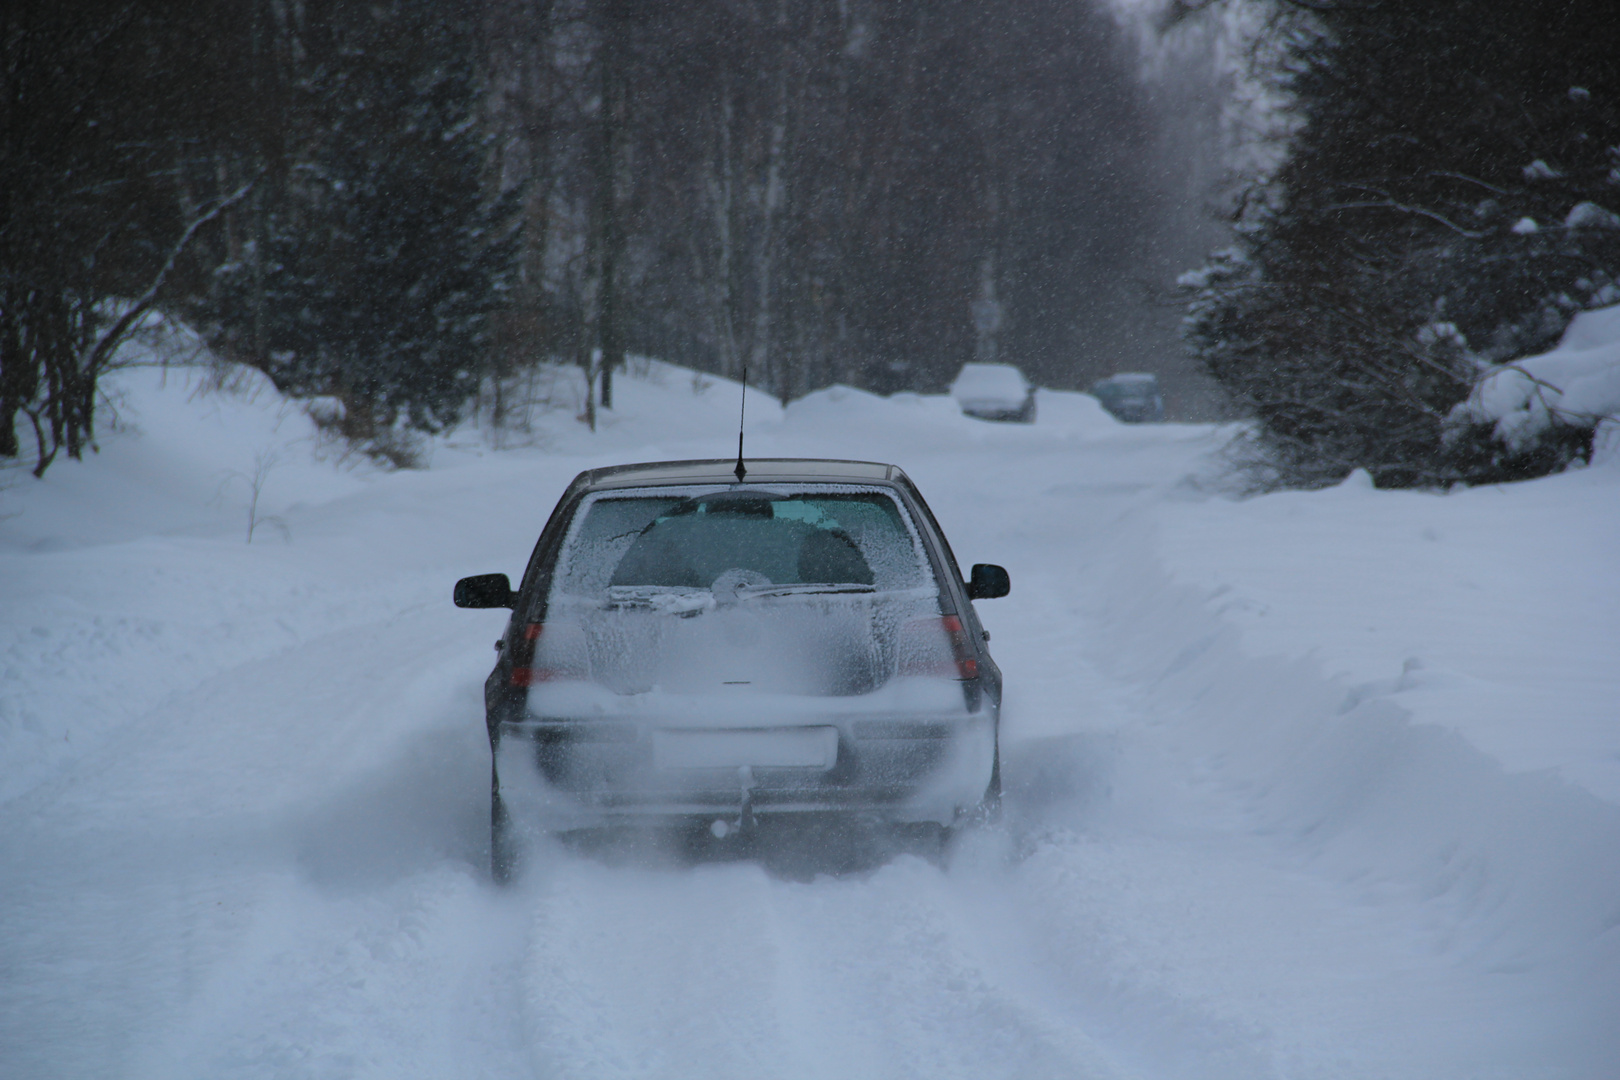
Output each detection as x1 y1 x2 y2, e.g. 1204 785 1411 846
966 744 1003 826
982 744 1003 821
491 761 517 885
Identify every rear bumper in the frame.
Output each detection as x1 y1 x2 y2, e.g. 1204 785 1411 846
494 714 995 828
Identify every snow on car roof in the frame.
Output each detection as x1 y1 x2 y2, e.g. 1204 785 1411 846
950 363 1030 398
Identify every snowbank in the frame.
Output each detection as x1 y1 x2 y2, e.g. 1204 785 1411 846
1113 453 1620 1063
0 352 397 804
1455 302 1620 452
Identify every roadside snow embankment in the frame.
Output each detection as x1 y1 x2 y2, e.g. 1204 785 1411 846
1096 457 1620 1055
0 358 387 807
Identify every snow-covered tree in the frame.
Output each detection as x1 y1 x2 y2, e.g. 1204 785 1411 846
1183 0 1620 486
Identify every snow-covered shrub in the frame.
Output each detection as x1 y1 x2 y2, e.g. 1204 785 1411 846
1446 303 1620 474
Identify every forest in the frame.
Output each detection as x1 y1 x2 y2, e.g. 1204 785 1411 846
2 0 1163 473
3 0 1618 483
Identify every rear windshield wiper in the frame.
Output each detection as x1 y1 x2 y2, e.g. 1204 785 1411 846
737 583 876 599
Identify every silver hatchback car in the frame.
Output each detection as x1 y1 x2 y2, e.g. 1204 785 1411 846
454 458 1009 879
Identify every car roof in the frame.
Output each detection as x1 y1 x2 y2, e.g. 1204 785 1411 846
575 458 906 491
951 363 1030 393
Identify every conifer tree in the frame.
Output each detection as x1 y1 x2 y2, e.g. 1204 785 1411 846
210 0 520 453
1185 0 1620 486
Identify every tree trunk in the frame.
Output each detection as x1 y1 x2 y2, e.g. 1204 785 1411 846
0 290 31 460
749 5 792 400
593 0 628 410
699 69 740 381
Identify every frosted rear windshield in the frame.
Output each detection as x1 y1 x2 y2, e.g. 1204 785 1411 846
550 484 936 602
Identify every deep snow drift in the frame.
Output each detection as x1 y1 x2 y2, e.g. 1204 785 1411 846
2 347 1617 1079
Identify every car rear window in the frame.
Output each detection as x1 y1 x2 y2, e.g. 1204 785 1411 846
535 484 950 697
551 484 935 601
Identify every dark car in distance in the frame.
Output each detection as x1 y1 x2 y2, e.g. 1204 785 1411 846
1091 372 1165 423
454 458 1010 880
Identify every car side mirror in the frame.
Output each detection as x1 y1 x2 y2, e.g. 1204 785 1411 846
454 572 515 609
967 563 1010 600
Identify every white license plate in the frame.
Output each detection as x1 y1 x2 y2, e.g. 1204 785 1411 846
653 726 839 770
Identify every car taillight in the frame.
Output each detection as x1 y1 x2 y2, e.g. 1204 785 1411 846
897 614 979 680
510 666 556 688
509 623 588 687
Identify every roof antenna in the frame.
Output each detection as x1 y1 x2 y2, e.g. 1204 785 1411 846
733 362 748 482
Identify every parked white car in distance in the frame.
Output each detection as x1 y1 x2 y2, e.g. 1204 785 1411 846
950 363 1036 423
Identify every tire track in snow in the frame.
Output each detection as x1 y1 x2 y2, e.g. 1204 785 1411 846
0 606 510 1080
516 849 1144 1080
116 868 538 1080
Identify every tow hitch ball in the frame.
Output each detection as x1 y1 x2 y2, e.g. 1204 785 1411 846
711 766 757 839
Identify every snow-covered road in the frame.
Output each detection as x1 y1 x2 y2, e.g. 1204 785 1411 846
3 360 1616 1079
